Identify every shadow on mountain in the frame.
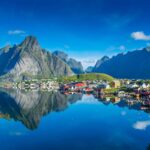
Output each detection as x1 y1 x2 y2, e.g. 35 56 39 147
0 89 83 130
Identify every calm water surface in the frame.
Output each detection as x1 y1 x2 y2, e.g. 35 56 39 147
0 89 150 150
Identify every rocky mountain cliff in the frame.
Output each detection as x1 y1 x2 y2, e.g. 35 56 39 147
93 48 150 79
67 58 84 74
52 51 68 62
53 51 84 74
93 56 109 72
0 36 74 81
85 66 94 73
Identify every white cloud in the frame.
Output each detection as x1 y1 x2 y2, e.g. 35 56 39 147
131 31 150 41
8 30 26 35
133 120 150 130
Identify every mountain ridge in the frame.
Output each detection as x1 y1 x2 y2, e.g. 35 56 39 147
0 36 74 81
52 50 84 74
93 48 150 79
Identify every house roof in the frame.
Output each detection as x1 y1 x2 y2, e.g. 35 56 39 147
75 83 85 87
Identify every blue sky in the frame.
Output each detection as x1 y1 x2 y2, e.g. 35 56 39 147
0 0 150 68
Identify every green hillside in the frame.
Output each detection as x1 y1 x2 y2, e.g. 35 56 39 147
58 73 114 83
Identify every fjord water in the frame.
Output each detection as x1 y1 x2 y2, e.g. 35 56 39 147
0 89 150 150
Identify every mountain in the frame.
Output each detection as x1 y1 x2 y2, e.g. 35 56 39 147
93 56 109 72
93 48 150 79
53 50 84 74
67 58 84 74
85 66 94 73
52 51 68 62
0 36 74 81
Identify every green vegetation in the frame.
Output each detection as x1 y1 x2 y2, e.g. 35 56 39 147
0 81 13 88
58 73 114 83
104 88 118 94
120 86 134 93
20 72 55 80
0 82 6 87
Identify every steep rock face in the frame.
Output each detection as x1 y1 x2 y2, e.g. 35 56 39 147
93 48 150 79
85 66 94 73
53 50 84 74
52 51 68 62
93 56 109 72
0 36 73 80
0 45 11 53
67 58 84 74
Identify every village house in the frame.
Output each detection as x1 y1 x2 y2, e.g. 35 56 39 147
110 80 121 88
120 79 131 86
139 83 150 89
88 83 98 89
97 83 110 89
111 97 121 104
126 83 139 89
40 82 47 89
46 81 59 90
30 83 39 89
61 82 86 91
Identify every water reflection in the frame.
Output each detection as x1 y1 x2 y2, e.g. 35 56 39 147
94 91 150 113
0 89 83 130
0 89 150 131
0 89 150 149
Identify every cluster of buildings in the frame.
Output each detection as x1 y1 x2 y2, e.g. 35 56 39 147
60 79 150 98
119 80 150 96
10 78 150 111
10 78 150 100
60 80 121 93
121 80 150 90
15 79 59 90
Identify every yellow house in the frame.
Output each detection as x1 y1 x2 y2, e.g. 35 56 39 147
110 80 121 88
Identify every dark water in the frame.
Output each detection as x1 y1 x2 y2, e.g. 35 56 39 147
0 89 150 150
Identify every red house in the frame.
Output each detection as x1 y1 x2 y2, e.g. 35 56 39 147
75 82 86 88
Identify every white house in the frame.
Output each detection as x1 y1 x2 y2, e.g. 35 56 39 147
97 83 110 89
126 83 139 89
140 83 150 89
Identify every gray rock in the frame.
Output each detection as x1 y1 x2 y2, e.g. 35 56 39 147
52 50 68 62
0 36 74 81
93 56 109 72
53 51 84 74
67 58 84 74
85 66 94 73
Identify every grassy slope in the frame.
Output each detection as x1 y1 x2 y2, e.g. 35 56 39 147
58 73 114 83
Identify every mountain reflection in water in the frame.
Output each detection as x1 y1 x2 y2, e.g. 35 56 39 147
0 89 82 130
0 89 150 130
0 89 150 150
